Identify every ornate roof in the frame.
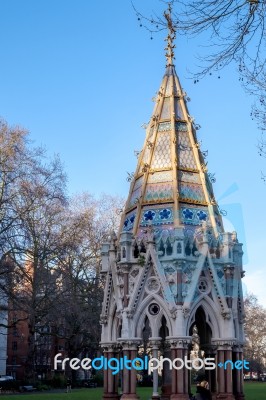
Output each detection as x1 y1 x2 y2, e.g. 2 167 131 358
120 8 224 241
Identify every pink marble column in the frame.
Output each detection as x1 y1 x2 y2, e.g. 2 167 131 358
233 348 245 400
216 343 235 400
102 344 120 400
121 341 140 400
169 338 190 400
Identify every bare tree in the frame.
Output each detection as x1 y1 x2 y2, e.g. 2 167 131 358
1 152 67 378
0 119 42 245
244 293 266 375
178 0 266 142
52 193 124 378
176 1 265 79
0 118 125 379
134 1 266 155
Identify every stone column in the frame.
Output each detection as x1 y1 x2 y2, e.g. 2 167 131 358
216 341 235 400
120 340 140 400
203 344 217 394
102 343 121 400
150 338 161 400
161 341 172 400
124 271 129 307
224 266 234 308
233 346 245 400
168 338 190 400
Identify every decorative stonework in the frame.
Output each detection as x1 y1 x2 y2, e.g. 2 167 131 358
148 303 160 315
197 277 210 294
100 10 245 400
180 205 209 225
140 207 174 227
123 211 136 231
145 277 160 294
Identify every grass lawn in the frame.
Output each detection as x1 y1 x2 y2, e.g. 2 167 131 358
0 383 265 399
244 382 266 400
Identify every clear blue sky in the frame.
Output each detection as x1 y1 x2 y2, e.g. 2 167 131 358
0 0 265 305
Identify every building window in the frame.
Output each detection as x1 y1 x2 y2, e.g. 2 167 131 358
12 356 17 365
12 341 18 351
13 327 19 336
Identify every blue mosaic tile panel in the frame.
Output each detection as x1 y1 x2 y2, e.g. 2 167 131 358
140 207 174 226
158 122 171 132
180 206 209 226
151 133 171 169
179 171 201 184
161 98 170 119
175 122 188 132
144 182 173 203
148 171 173 183
174 99 184 120
178 131 197 170
128 186 142 208
179 182 205 203
123 211 136 231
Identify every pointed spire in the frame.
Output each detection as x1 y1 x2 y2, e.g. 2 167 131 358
164 3 176 67
119 5 224 242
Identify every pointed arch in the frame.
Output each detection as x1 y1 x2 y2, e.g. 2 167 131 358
186 296 220 339
134 293 173 338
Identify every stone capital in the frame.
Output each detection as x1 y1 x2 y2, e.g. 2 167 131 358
212 339 236 350
149 337 162 349
166 336 191 349
100 342 121 352
224 265 235 277
100 314 108 325
117 338 141 350
221 310 232 320
182 306 191 318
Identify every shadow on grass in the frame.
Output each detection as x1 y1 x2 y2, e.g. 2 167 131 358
0 383 265 400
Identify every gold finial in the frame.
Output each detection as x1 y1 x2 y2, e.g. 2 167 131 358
164 3 176 67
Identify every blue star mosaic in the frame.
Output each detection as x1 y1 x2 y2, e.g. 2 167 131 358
183 208 193 220
197 210 207 221
159 209 171 219
144 210 156 221
123 213 136 231
181 206 209 226
140 207 173 226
